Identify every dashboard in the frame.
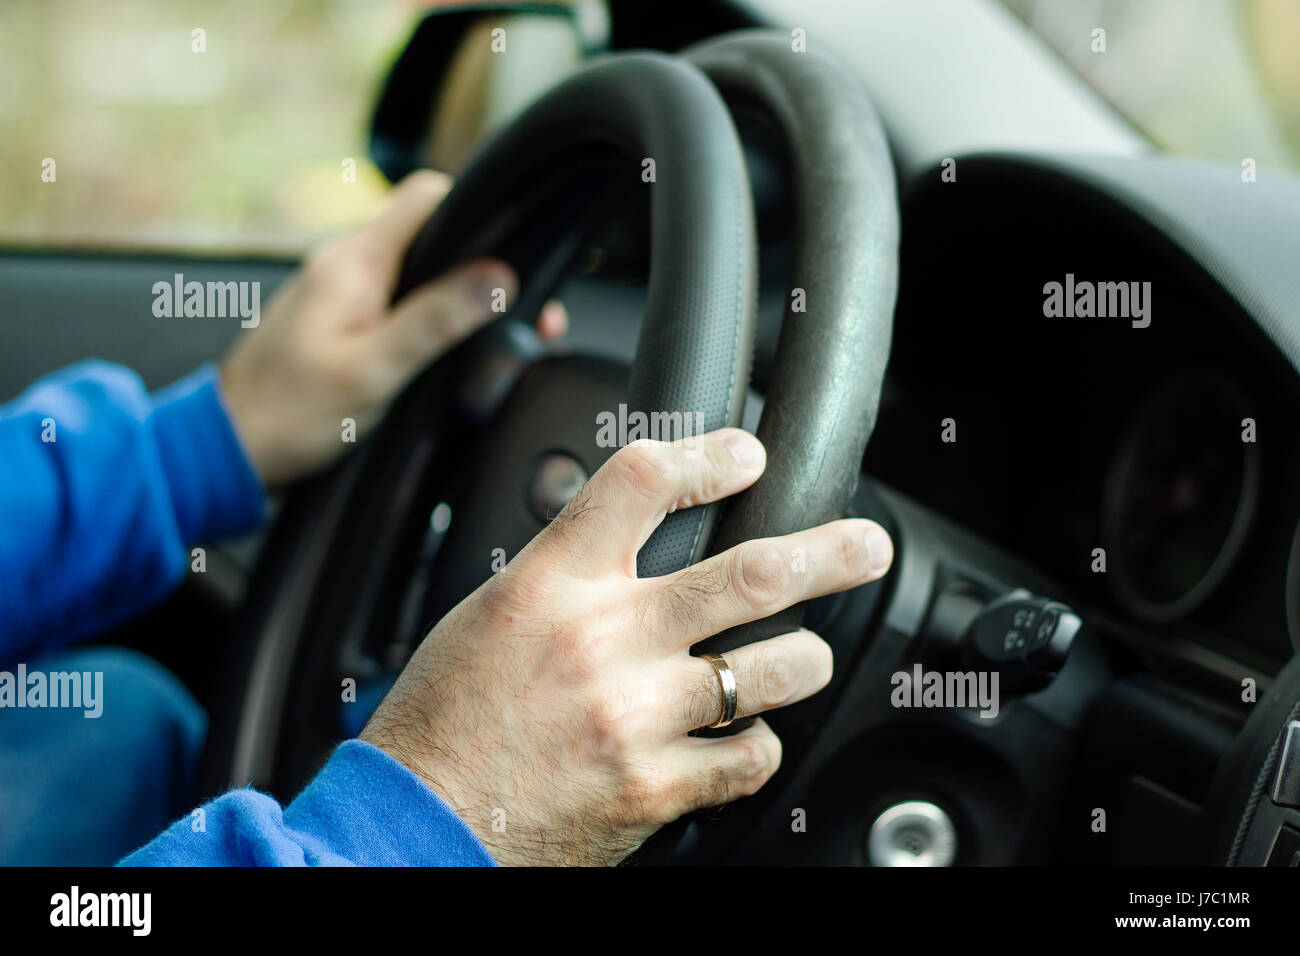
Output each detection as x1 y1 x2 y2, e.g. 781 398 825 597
862 158 1300 682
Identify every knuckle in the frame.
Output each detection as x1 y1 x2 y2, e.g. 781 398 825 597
734 544 791 611
695 439 736 505
302 241 341 280
837 526 867 576
335 261 378 302
586 696 636 759
551 622 604 687
614 440 675 499
676 438 731 509
753 649 796 708
736 739 777 796
808 635 834 687
706 432 738 477
735 740 772 792
308 244 376 301
484 559 551 619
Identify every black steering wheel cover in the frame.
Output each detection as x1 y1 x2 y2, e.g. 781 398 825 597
686 32 900 658
395 52 758 577
629 32 900 864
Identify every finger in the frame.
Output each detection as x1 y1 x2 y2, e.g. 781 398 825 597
668 629 833 734
536 428 766 577
537 299 568 341
650 518 894 650
352 170 453 291
664 718 782 816
371 258 517 378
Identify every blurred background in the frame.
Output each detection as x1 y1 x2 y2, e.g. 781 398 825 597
1 0 1297 255
1001 0 1300 174
0 0 415 254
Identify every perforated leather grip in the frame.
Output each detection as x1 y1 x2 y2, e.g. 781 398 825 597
393 53 757 578
686 32 901 656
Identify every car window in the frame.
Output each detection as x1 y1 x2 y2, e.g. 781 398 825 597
0 0 416 255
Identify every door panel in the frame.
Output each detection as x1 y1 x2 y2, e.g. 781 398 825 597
0 253 294 401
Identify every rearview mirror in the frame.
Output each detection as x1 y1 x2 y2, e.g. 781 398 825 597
369 2 610 181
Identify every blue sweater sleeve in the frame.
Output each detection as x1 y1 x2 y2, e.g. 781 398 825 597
119 739 498 866
0 360 267 663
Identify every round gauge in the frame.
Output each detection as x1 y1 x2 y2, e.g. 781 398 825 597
1283 522 1300 653
1101 371 1260 623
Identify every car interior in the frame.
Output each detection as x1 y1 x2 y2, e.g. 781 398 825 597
4 0 1300 867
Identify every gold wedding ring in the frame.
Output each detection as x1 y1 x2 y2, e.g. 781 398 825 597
700 652 738 729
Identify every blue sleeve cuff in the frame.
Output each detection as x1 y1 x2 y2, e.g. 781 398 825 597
283 739 498 866
149 363 267 544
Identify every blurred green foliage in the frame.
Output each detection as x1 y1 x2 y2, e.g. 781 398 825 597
0 0 415 254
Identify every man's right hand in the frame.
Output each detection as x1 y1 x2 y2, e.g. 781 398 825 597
360 427 894 865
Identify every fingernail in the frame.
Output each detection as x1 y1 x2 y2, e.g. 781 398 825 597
719 429 764 471
863 524 894 573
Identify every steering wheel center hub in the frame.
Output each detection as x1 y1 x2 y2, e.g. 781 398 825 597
527 453 588 523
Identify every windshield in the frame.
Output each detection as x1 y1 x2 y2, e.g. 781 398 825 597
999 0 1300 173
3 0 1297 256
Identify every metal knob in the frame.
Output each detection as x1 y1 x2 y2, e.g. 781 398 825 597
867 800 957 867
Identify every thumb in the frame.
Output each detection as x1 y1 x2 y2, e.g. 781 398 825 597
376 258 518 376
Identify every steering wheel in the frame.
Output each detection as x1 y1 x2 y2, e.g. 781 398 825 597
200 31 899 865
